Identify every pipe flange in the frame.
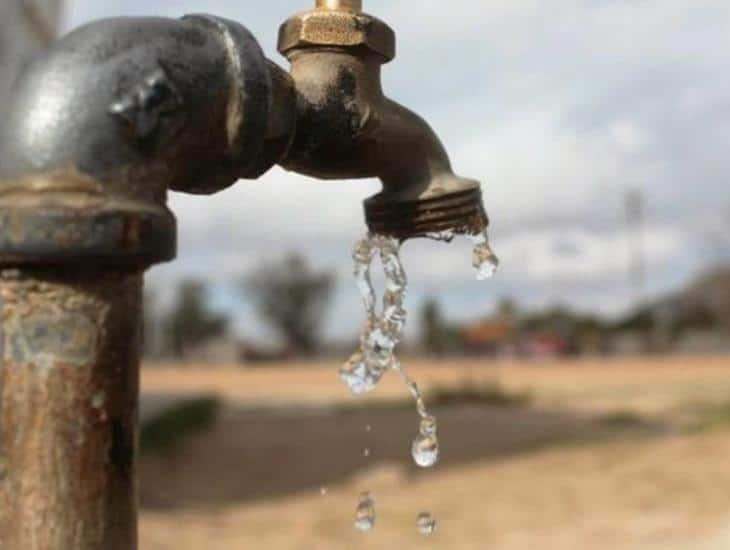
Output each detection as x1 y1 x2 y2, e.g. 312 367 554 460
0 171 175 269
278 9 396 61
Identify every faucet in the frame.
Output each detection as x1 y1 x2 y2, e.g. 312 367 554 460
0 2 489 549
277 0 488 239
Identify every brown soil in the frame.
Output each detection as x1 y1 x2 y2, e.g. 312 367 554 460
139 355 730 549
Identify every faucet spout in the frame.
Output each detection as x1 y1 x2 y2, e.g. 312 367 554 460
277 5 488 240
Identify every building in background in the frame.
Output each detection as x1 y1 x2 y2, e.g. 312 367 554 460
0 0 62 111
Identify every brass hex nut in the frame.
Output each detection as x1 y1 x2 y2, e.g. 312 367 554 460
278 10 396 62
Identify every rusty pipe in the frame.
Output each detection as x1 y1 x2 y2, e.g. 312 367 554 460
0 268 141 550
277 5 488 239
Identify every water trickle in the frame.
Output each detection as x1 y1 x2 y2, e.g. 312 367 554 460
416 512 438 536
469 229 500 280
343 229 498 529
340 234 407 397
354 492 376 532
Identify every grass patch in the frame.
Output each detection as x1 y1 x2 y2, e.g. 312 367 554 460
333 380 531 414
596 410 647 428
141 395 222 454
427 380 531 408
686 400 730 433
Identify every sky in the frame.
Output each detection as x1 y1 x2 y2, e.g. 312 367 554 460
60 0 730 342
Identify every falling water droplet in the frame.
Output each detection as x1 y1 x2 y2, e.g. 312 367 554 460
320 487 328 496
340 351 384 395
411 415 439 468
365 424 372 432
354 492 376 532
416 512 438 536
469 229 500 280
363 448 371 457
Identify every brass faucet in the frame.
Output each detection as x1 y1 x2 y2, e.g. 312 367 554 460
0 2 489 548
278 0 488 238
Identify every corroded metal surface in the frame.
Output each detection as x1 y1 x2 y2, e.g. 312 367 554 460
0 169 176 269
0 269 142 550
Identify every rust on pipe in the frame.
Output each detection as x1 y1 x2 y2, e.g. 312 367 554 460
0 268 142 550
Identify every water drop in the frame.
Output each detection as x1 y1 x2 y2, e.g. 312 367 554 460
340 351 384 395
320 487 328 496
365 424 372 432
363 448 371 457
416 512 438 536
354 492 376 532
411 416 439 468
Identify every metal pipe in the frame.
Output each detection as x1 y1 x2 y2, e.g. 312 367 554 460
0 14 295 549
0 268 142 550
316 0 362 11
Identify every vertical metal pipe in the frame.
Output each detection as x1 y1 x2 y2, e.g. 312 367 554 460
0 268 142 550
316 0 362 11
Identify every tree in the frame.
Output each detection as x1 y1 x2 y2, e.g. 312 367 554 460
163 280 229 359
420 298 447 356
244 253 334 357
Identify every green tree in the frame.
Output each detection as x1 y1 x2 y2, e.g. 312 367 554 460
244 253 334 357
163 280 229 359
420 298 447 356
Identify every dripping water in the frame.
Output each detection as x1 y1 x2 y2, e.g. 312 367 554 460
354 492 376 532
417 512 438 536
342 227 498 531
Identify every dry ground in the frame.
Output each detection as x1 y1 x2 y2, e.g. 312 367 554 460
140 355 730 549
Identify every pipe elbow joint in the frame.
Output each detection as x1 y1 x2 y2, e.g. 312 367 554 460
0 15 296 269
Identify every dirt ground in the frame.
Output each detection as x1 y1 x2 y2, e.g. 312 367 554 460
139 355 730 549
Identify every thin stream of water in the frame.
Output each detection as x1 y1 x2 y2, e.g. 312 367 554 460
342 228 499 533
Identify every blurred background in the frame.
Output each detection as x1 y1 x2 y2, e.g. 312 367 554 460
2 1 730 548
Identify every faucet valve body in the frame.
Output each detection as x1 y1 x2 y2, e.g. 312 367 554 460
277 4 489 241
